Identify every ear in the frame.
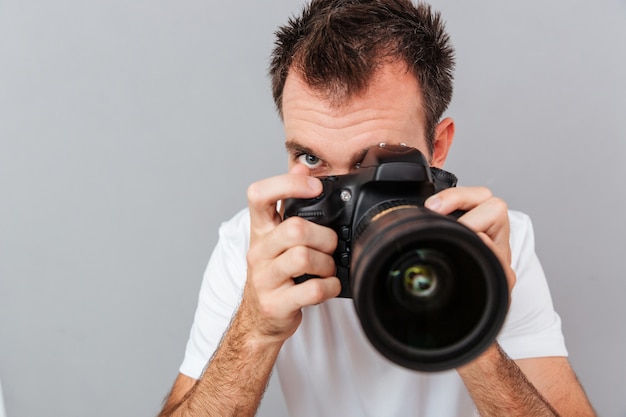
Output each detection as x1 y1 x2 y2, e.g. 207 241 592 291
430 117 455 168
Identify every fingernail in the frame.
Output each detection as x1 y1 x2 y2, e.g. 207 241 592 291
425 196 442 212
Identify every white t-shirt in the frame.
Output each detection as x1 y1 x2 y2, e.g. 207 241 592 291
180 208 567 417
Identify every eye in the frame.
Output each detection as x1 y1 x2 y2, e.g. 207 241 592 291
297 153 323 169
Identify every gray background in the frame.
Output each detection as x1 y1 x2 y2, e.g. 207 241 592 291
0 0 624 416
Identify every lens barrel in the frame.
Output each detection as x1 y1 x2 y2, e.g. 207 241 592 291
351 205 509 372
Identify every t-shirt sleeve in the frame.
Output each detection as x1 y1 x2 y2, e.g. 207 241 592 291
179 209 250 379
497 211 568 359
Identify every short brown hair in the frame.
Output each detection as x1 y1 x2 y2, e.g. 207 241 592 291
270 0 455 154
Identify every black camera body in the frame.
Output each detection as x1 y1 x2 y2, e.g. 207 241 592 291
284 145 458 298
283 145 509 372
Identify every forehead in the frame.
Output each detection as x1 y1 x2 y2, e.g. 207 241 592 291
281 61 429 169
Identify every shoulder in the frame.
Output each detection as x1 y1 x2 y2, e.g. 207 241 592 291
198 207 250 297
499 210 568 359
219 207 250 236
508 209 533 242
216 207 251 252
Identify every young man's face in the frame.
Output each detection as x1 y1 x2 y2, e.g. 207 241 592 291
281 60 446 176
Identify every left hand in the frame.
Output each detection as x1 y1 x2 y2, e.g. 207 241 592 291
424 186 516 299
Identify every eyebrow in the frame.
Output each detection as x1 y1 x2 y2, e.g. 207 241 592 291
284 140 315 157
284 139 371 168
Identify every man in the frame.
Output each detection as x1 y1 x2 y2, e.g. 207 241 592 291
159 1 596 416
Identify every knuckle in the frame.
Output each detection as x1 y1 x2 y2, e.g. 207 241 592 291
320 256 337 277
325 228 339 249
477 186 493 199
246 181 264 204
283 217 309 242
289 246 312 272
489 196 509 214
324 255 337 277
307 280 327 304
246 243 263 265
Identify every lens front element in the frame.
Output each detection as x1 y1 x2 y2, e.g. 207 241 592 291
403 264 436 297
390 249 449 301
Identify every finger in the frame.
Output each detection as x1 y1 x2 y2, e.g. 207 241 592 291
249 216 337 261
458 197 511 267
247 173 322 238
271 246 337 285
462 203 512 281
476 231 517 295
285 275 342 308
424 186 493 215
425 187 514 289
277 164 312 217
249 275 340 335
247 217 337 267
457 197 510 247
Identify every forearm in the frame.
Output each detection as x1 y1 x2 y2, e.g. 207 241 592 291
458 343 559 417
162 307 283 417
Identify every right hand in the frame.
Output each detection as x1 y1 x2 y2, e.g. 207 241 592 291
239 164 342 345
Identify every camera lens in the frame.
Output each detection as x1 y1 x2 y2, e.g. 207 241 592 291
404 266 435 297
351 204 508 372
389 249 448 302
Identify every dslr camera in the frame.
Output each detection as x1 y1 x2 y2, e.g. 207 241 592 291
283 145 509 372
